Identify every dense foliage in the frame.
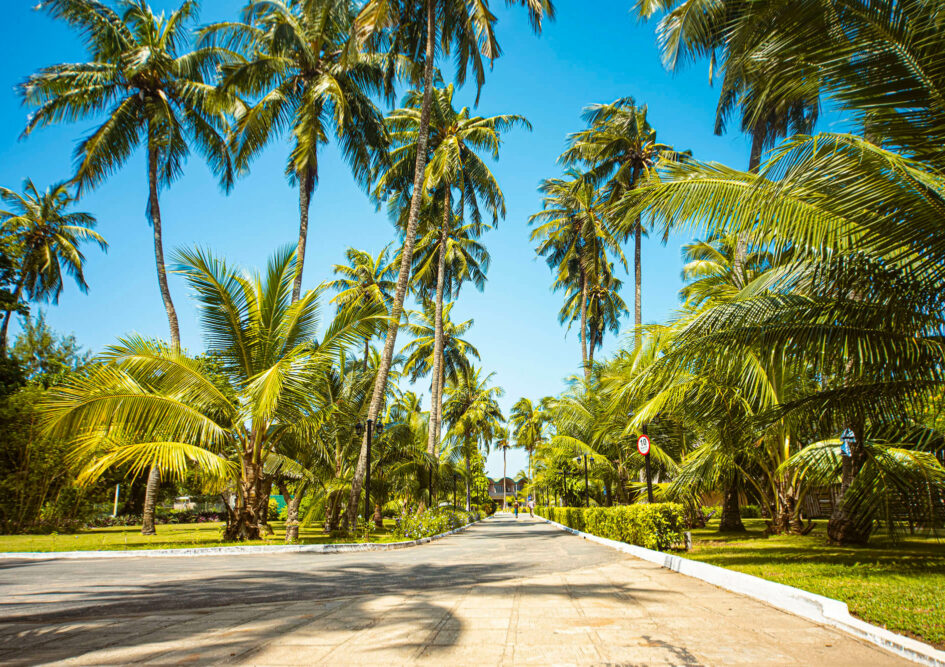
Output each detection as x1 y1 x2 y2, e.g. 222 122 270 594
537 504 685 551
393 507 481 540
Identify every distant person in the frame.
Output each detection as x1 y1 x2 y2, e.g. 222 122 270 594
513 501 519 518
528 499 535 517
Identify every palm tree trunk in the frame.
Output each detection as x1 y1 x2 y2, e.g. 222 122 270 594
0 277 26 357
427 192 449 459
465 443 472 512
435 368 445 457
827 422 872 544
142 136 180 536
343 0 437 529
293 168 317 303
503 447 507 510
224 447 266 541
279 480 307 544
147 140 180 346
363 335 370 372
732 126 766 289
580 269 589 381
140 466 161 535
634 220 642 350
718 480 746 532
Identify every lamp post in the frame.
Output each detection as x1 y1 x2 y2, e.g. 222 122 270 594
573 454 595 507
557 468 570 506
355 419 384 523
642 422 654 504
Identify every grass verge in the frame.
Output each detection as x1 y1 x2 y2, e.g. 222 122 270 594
687 518 945 648
0 520 403 552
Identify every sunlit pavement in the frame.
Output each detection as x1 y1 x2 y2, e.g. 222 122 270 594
0 514 908 665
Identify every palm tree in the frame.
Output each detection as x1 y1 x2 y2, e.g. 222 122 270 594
442 366 504 510
509 396 551 483
0 180 106 355
678 236 774 311
376 83 527 461
326 245 397 370
201 0 389 302
561 99 677 349
495 426 512 509
20 0 236 347
635 0 822 279
530 170 627 379
557 262 628 367
21 0 237 535
402 299 480 425
42 246 384 540
345 0 554 528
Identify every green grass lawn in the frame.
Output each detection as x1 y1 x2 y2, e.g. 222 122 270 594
687 518 945 648
0 520 403 553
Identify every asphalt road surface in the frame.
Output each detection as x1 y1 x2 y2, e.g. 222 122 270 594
0 514 910 665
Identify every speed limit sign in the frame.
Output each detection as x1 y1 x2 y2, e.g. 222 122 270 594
637 434 651 456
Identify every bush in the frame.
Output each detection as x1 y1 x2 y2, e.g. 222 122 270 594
536 504 685 551
740 504 762 518
268 497 280 521
478 500 496 516
393 508 480 540
84 509 224 528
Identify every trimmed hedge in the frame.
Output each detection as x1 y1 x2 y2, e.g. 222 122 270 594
536 504 685 551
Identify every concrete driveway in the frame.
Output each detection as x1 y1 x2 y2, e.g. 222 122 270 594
0 514 909 665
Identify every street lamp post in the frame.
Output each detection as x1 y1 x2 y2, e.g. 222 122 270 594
355 419 384 523
574 454 595 507
643 422 654 504
556 469 569 506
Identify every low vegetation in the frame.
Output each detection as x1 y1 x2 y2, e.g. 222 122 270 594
0 520 403 552
688 519 945 648
537 504 684 550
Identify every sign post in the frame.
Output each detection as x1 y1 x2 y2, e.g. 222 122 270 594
840 428 856 457
638 433 654 503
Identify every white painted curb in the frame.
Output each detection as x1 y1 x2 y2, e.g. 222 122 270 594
540 516 945 667
0 516 489 561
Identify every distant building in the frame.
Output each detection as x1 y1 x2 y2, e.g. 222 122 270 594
487 477 528 503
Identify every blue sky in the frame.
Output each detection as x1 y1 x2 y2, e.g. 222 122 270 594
0 0 761 480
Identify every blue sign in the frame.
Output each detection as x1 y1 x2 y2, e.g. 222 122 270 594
840 428 856 457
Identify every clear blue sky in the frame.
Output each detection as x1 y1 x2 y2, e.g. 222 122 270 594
0 0 766 480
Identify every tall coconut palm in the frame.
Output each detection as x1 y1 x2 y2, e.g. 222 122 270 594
0 180 106 355
530 170 627 379
635 0 822 280
561 99 677 349
442 366 504 510
557 262 628 367
376 83 527 461
42 246 385 541
21 0 237 534
201 0 389 302
20 0 236 347
326 245 397 370
494 425 512 509
345 0 554 528
509 396 552 482
402 299 480 410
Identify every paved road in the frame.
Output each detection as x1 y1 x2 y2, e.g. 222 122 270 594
0 514 909 666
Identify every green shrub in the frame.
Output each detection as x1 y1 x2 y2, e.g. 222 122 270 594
478 500 496 516
740 504 762 518
268 497 280 521
393 508 480 540
536 504 684 551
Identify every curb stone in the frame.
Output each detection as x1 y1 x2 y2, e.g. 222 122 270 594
539 516 945 667
0 515 491 561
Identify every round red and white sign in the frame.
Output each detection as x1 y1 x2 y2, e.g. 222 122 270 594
637 435 651 456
